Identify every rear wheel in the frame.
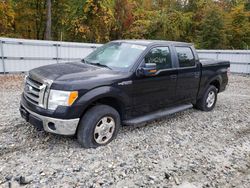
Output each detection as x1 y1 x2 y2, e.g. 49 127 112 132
196 85 217 111
77 105 120 148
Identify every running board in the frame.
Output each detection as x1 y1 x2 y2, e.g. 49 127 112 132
123 103 193 126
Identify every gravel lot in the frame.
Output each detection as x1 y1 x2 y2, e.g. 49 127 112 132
0 74 249 188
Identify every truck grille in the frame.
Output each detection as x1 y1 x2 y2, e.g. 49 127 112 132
24 76 47 107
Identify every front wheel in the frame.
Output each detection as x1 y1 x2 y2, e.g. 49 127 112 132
77 105 120 148
196 85 218 111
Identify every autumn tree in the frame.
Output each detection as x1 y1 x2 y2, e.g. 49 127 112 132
124 0 192 41
123 0 158 39
0 0 249 49
113 0 133 39
0 0 14 36
68 0 115 43
225 4 250 49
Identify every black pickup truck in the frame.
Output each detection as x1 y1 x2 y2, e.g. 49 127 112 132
20 40 230 148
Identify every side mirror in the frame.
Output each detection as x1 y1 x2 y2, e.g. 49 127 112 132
138 63 157 77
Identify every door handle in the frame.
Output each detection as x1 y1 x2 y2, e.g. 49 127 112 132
170 75 177 79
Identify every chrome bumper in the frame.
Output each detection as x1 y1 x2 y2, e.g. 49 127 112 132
21 105 79 136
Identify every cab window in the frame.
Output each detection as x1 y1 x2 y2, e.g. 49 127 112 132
175 47 195 67
145 47 172 70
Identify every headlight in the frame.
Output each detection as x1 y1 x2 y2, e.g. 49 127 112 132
48 90 78 110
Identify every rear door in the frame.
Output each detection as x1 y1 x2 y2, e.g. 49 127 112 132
132 46 178 116
174 46 200 103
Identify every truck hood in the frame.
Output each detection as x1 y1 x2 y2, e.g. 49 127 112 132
29 62 112 80
29 62 128 90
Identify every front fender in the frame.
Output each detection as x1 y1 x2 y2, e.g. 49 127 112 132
76 86 131 113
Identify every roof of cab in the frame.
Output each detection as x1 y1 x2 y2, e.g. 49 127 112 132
113 39 192 46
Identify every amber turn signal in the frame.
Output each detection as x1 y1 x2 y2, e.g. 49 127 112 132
149 69 157 73
68 91 78 106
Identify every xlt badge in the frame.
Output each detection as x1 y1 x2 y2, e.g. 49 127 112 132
118 80 132 86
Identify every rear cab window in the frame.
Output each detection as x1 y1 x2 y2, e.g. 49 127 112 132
175 47 196 68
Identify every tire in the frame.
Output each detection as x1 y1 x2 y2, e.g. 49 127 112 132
77 105 120 148
196 85 218 111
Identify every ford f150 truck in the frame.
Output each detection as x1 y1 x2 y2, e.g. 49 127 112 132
20 40 230 148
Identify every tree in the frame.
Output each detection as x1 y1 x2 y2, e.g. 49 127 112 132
69 0 115 43
44 0 51 40
0 0 249 49
245 1 250 11
123 0 192 41
113 0 133 39
13 0 46 39
0 0 14 36
152 9 192 41
226 4 250 49
51 0 71 41
123 6 158 39
198 6 227 49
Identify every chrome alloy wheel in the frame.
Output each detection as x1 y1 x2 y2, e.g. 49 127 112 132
206 91 215 108
94 116 115 144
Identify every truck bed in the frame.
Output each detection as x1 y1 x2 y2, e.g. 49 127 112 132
200 58 230 67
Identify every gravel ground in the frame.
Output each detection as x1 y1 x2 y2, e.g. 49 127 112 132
0 74 249 188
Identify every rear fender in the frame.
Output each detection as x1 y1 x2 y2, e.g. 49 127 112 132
198 75 222 99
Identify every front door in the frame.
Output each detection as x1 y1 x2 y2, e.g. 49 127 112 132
132 46 178 117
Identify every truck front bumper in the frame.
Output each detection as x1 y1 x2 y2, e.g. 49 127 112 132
20 104 79 136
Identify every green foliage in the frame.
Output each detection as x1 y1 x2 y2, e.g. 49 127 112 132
51 0 71 41
0 0 250 49
198 5 226 49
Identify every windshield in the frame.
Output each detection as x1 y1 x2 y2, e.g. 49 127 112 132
84 42 147 70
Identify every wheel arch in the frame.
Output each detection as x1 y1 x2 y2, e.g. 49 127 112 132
205 75 222 93
82 96 126 120
197 75 222 101
209 79 221 92
76 86 130 121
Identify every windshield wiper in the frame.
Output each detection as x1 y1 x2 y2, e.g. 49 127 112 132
82 58 112 70
88 62 112 70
